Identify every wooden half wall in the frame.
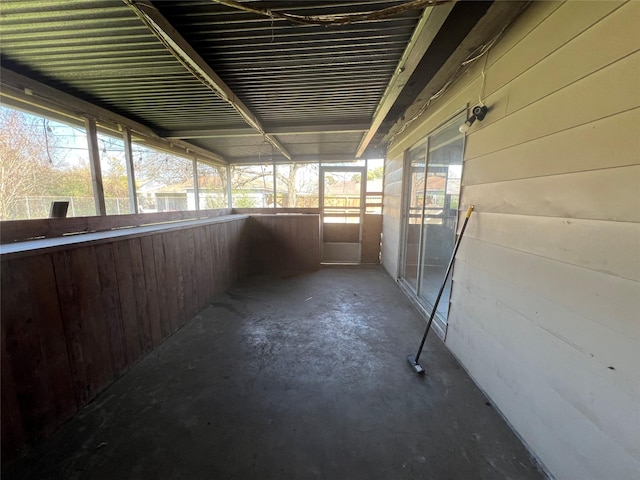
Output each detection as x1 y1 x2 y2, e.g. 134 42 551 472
1 213 319 463
245 215 321 274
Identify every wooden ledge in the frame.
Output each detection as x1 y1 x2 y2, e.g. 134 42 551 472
0 215 248 261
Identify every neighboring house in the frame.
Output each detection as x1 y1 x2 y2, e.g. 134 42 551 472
136 179 190 212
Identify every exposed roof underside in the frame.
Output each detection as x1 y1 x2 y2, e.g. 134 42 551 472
0 0 527 164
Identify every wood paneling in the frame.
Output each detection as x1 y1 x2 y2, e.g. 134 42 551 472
1 213 320 462
113 240 145 364
232 208 320 215
323 223 359 243
194 225 213 309
53 247 115 406
245 215 320 274
151 234 172 339
184 229 199 321
95 244 128 378
361 215 382 264
162 232 182 334
0 255 76 459
139 236 163 349
1 330 26 462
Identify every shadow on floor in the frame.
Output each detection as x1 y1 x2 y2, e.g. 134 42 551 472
3 266 543 480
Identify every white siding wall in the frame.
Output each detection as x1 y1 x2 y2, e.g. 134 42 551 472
382 2 640 478
381 152 403 278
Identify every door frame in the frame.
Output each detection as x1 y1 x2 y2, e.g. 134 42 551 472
319 166 366 264
396 109 467 338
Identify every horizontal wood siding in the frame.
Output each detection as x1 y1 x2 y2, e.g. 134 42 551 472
1 214 319 463
381 154 403 277
383 1 640 478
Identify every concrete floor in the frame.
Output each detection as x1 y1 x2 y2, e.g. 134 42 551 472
4 266 544 480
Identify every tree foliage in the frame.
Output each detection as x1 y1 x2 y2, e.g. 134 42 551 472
0 108 55 219
0 106 329 218
0 107 144 219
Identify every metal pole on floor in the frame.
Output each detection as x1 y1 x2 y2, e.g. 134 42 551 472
407 205 474 375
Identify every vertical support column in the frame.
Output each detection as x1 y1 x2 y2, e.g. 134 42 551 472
122 126 139 214
84 117 106 216
272 159 277 208
227 164 232 209
192 154 200 212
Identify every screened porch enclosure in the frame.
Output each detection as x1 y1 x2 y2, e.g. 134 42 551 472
3 1 637 479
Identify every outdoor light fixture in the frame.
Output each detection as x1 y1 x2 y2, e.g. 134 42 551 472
459 105 488 133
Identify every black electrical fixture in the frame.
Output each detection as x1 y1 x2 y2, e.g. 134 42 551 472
459 104 488 133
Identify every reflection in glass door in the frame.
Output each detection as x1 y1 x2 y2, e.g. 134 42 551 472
401 141 427 289
400 112 466 328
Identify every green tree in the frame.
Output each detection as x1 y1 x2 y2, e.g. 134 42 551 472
367 166 384 181
47 162 93 198
102 155 129 199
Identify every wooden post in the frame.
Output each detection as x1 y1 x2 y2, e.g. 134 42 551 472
272 159 277 208
192 154 200 212
84 117 106 216
122 126 139 214
226 164 232 208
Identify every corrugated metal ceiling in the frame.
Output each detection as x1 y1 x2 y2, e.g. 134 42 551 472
0 1 516 163
156 1 420 125
0 0 247 132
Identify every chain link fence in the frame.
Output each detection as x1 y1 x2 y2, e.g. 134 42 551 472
6 196 134 220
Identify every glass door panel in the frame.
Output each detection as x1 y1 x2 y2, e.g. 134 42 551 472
401 141 427 290
399 112 466 331
417 117 465 321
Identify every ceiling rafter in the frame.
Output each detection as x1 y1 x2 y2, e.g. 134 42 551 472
123 0 293 161
228 154 367 165
211 0 454 27
355 1 455 158
161 123 372 140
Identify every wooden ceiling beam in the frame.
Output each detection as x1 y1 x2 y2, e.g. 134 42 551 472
355 2 455 158
124 0 293 161
160 123 372 139
228 153 377 165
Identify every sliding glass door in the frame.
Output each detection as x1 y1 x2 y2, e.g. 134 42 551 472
401 141 427 289
400 112 466 329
